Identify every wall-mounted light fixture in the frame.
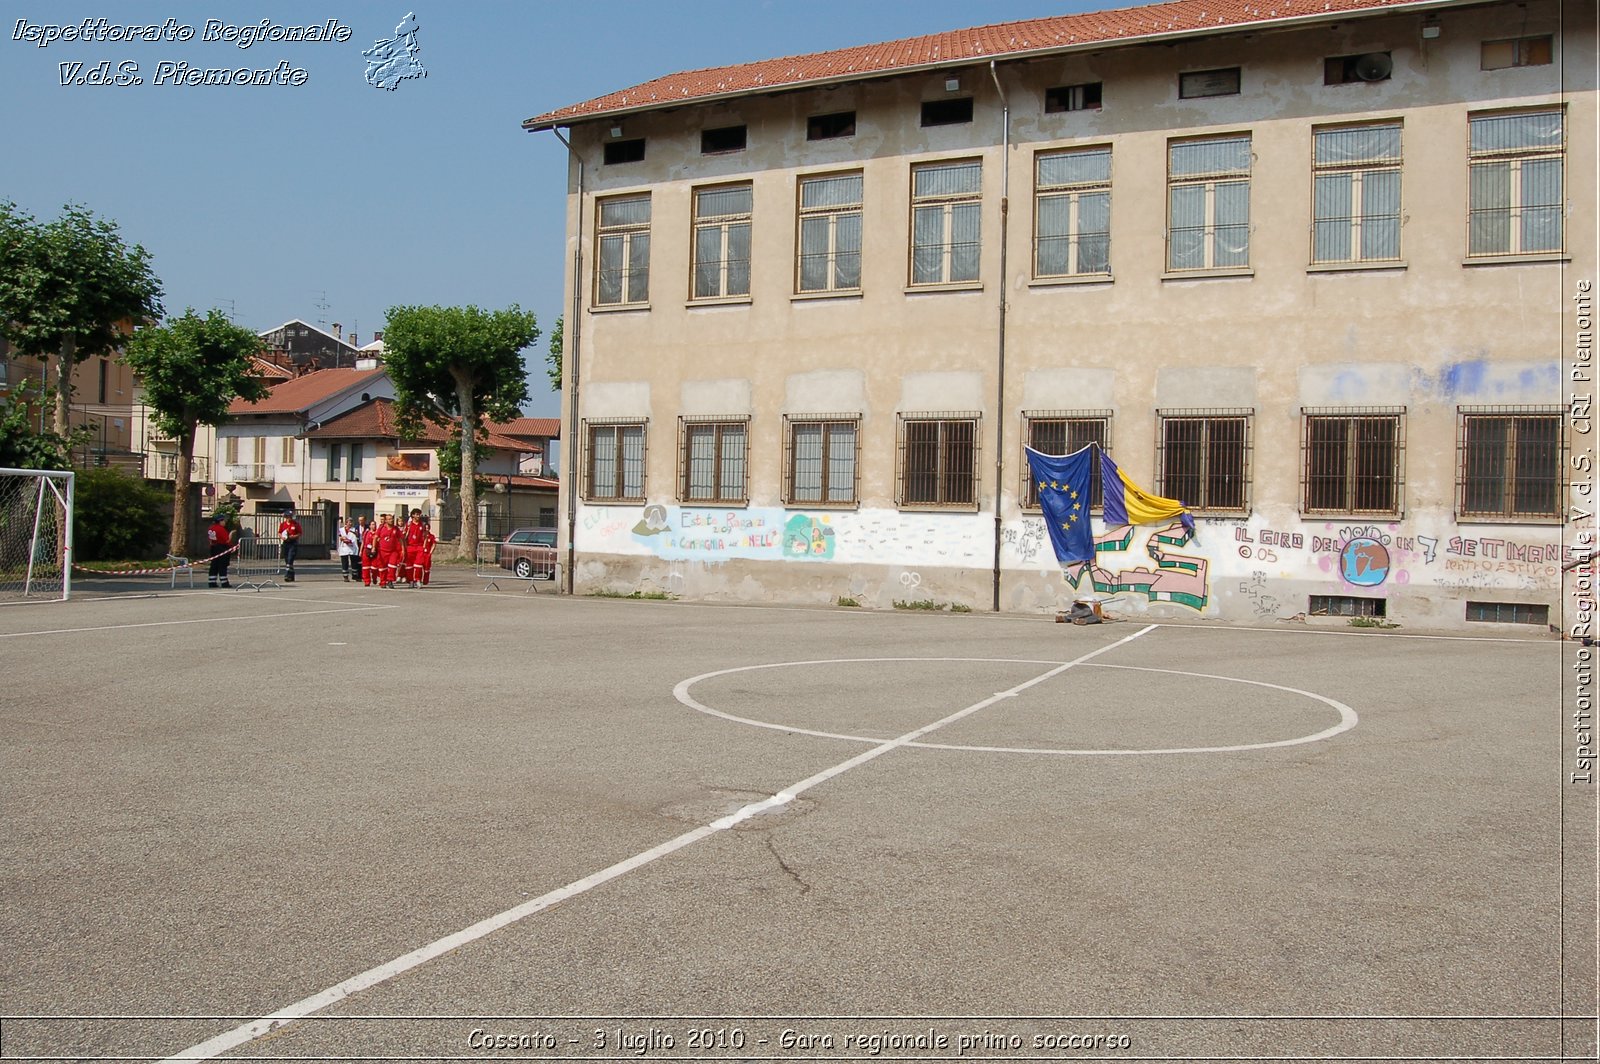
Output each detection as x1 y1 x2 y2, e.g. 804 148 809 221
609 125 624 138
945 75 961 92
1421 16 1441 38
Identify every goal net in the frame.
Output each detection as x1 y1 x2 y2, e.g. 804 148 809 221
0 467 73 603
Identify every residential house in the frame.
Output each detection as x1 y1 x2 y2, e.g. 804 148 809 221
523 0 1596 630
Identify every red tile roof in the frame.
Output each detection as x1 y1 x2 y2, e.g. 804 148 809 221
228 368 386 416
525 0 1438 129
496 416 562 439
306 398 543 455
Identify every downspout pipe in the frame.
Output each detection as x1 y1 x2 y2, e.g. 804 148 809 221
549 127 583 595
989 59 1010 614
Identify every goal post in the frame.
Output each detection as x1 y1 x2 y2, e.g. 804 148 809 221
0 467 74 603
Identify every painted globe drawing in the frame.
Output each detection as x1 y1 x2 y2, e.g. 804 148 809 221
1340 537 1390 586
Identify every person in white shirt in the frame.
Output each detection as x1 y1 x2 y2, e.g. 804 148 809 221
336 518 360 582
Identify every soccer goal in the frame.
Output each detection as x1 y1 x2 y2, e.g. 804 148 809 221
0 467 74 603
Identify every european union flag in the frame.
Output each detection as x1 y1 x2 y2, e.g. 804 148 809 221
1025 444 1096 565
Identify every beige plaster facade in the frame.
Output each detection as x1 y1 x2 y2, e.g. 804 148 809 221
542 0 1597 631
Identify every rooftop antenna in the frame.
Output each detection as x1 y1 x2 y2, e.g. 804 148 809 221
217 298 237 321
313 290 330 327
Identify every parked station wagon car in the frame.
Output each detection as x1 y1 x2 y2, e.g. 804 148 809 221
498 528 557 579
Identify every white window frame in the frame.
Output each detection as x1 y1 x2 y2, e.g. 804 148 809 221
796 172 863 294
1166 135 1252 272
692 184 753 300
1034 147 1112 279
1467 109 1565 258
1311 123 1403 265
595 194 651 306
910 160 982 286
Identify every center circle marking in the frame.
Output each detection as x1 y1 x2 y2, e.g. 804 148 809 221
673 657 1358 757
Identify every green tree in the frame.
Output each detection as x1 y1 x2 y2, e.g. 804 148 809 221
0 202 164 437
382 304 537 559
546 315 563 391
125 309 268 556
0 378 75 470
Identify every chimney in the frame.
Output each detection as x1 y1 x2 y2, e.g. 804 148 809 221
373 330 383 342
332 322 342 341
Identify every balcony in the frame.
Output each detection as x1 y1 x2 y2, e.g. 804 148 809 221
144 453 211 482
219 462 273 485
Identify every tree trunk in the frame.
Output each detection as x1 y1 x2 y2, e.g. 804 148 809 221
171 426 195 557
456 378 479 562
53 337 77 439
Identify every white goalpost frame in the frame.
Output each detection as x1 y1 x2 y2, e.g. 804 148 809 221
1 466 74 603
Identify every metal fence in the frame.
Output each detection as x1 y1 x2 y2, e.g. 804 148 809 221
229 533 283 591
475 537 558 592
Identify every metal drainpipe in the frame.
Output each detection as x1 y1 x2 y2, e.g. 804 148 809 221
550 127 583 595
989 59 1010 615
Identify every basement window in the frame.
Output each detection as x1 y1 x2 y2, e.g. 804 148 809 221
1310 594 1386 617
1466 601 1549 624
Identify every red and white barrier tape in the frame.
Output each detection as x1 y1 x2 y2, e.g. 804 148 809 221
71 543 239 576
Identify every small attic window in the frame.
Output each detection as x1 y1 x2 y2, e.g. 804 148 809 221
604 138 645 165
701 125 747 154
921 97 974 126
1046 82 1103 112
808 111 856 140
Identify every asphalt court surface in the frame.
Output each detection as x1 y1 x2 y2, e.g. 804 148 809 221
1 572 1595 1062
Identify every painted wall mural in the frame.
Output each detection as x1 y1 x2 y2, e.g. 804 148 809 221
577 502 1579 614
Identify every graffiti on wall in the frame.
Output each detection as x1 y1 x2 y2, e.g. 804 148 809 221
623 505 837 561
1064 522 1212 610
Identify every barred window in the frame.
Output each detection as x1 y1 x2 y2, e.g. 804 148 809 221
1024 412 1109 508
899 414 979 508
584 421 647 502
1457 408 1562 519
797 173 863 293
1158 410 1251 513
1167 135 1251 271
785 416 859 506
679 418 748 505
1468 110 1564 257
692 184 752 299
1035 148 1111 278
1301 409 1405 515
1312 124 1402 264
596 195 651 306
911 160 981 285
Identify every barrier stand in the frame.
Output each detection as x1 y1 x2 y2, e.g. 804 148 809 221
231 534 284 591
476 540 558 593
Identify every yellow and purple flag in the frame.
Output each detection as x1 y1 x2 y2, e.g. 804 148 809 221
1025 444 1096 564
1101 450 1195 537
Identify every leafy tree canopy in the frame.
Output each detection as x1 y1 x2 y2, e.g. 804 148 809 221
0 379 74 470
125 309 269 440
383 304 538 558
0 202 163 433
546 315 563 392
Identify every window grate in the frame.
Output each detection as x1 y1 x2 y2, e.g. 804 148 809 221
595 194 652 306
1300 407 1405 516
1167 134 1252 271
797 172 864 294
1156 408 1252 514
910 160 982 285
1034 147 1112 278
1022 410 1111 509
783 414 861 507
1467 108 1565 257
692 184 753 299
677 417 749 505
583 419 648 503
1311 123 1402 263
1456 406 1563 519
1466 600 1549 624
898 412 981 509
1310 594 1386 617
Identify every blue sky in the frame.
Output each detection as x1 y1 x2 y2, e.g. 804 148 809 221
2 1 1101 417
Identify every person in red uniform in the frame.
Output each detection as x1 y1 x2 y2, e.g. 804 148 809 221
420 516 437 586
375 513 403 588
402 508 427 587
361 517 381 587
277 508 303 582
206 513 232 588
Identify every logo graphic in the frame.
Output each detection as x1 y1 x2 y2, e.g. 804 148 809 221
363 12 425 90
1339 536 1391 586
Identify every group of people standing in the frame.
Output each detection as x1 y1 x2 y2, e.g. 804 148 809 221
337 510 437 588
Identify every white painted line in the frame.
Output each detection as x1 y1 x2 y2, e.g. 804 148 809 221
675 657 1357 756
155 624 1159 1063
0 604 399 640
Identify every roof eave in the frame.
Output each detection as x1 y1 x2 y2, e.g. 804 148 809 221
521 0 1479 132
